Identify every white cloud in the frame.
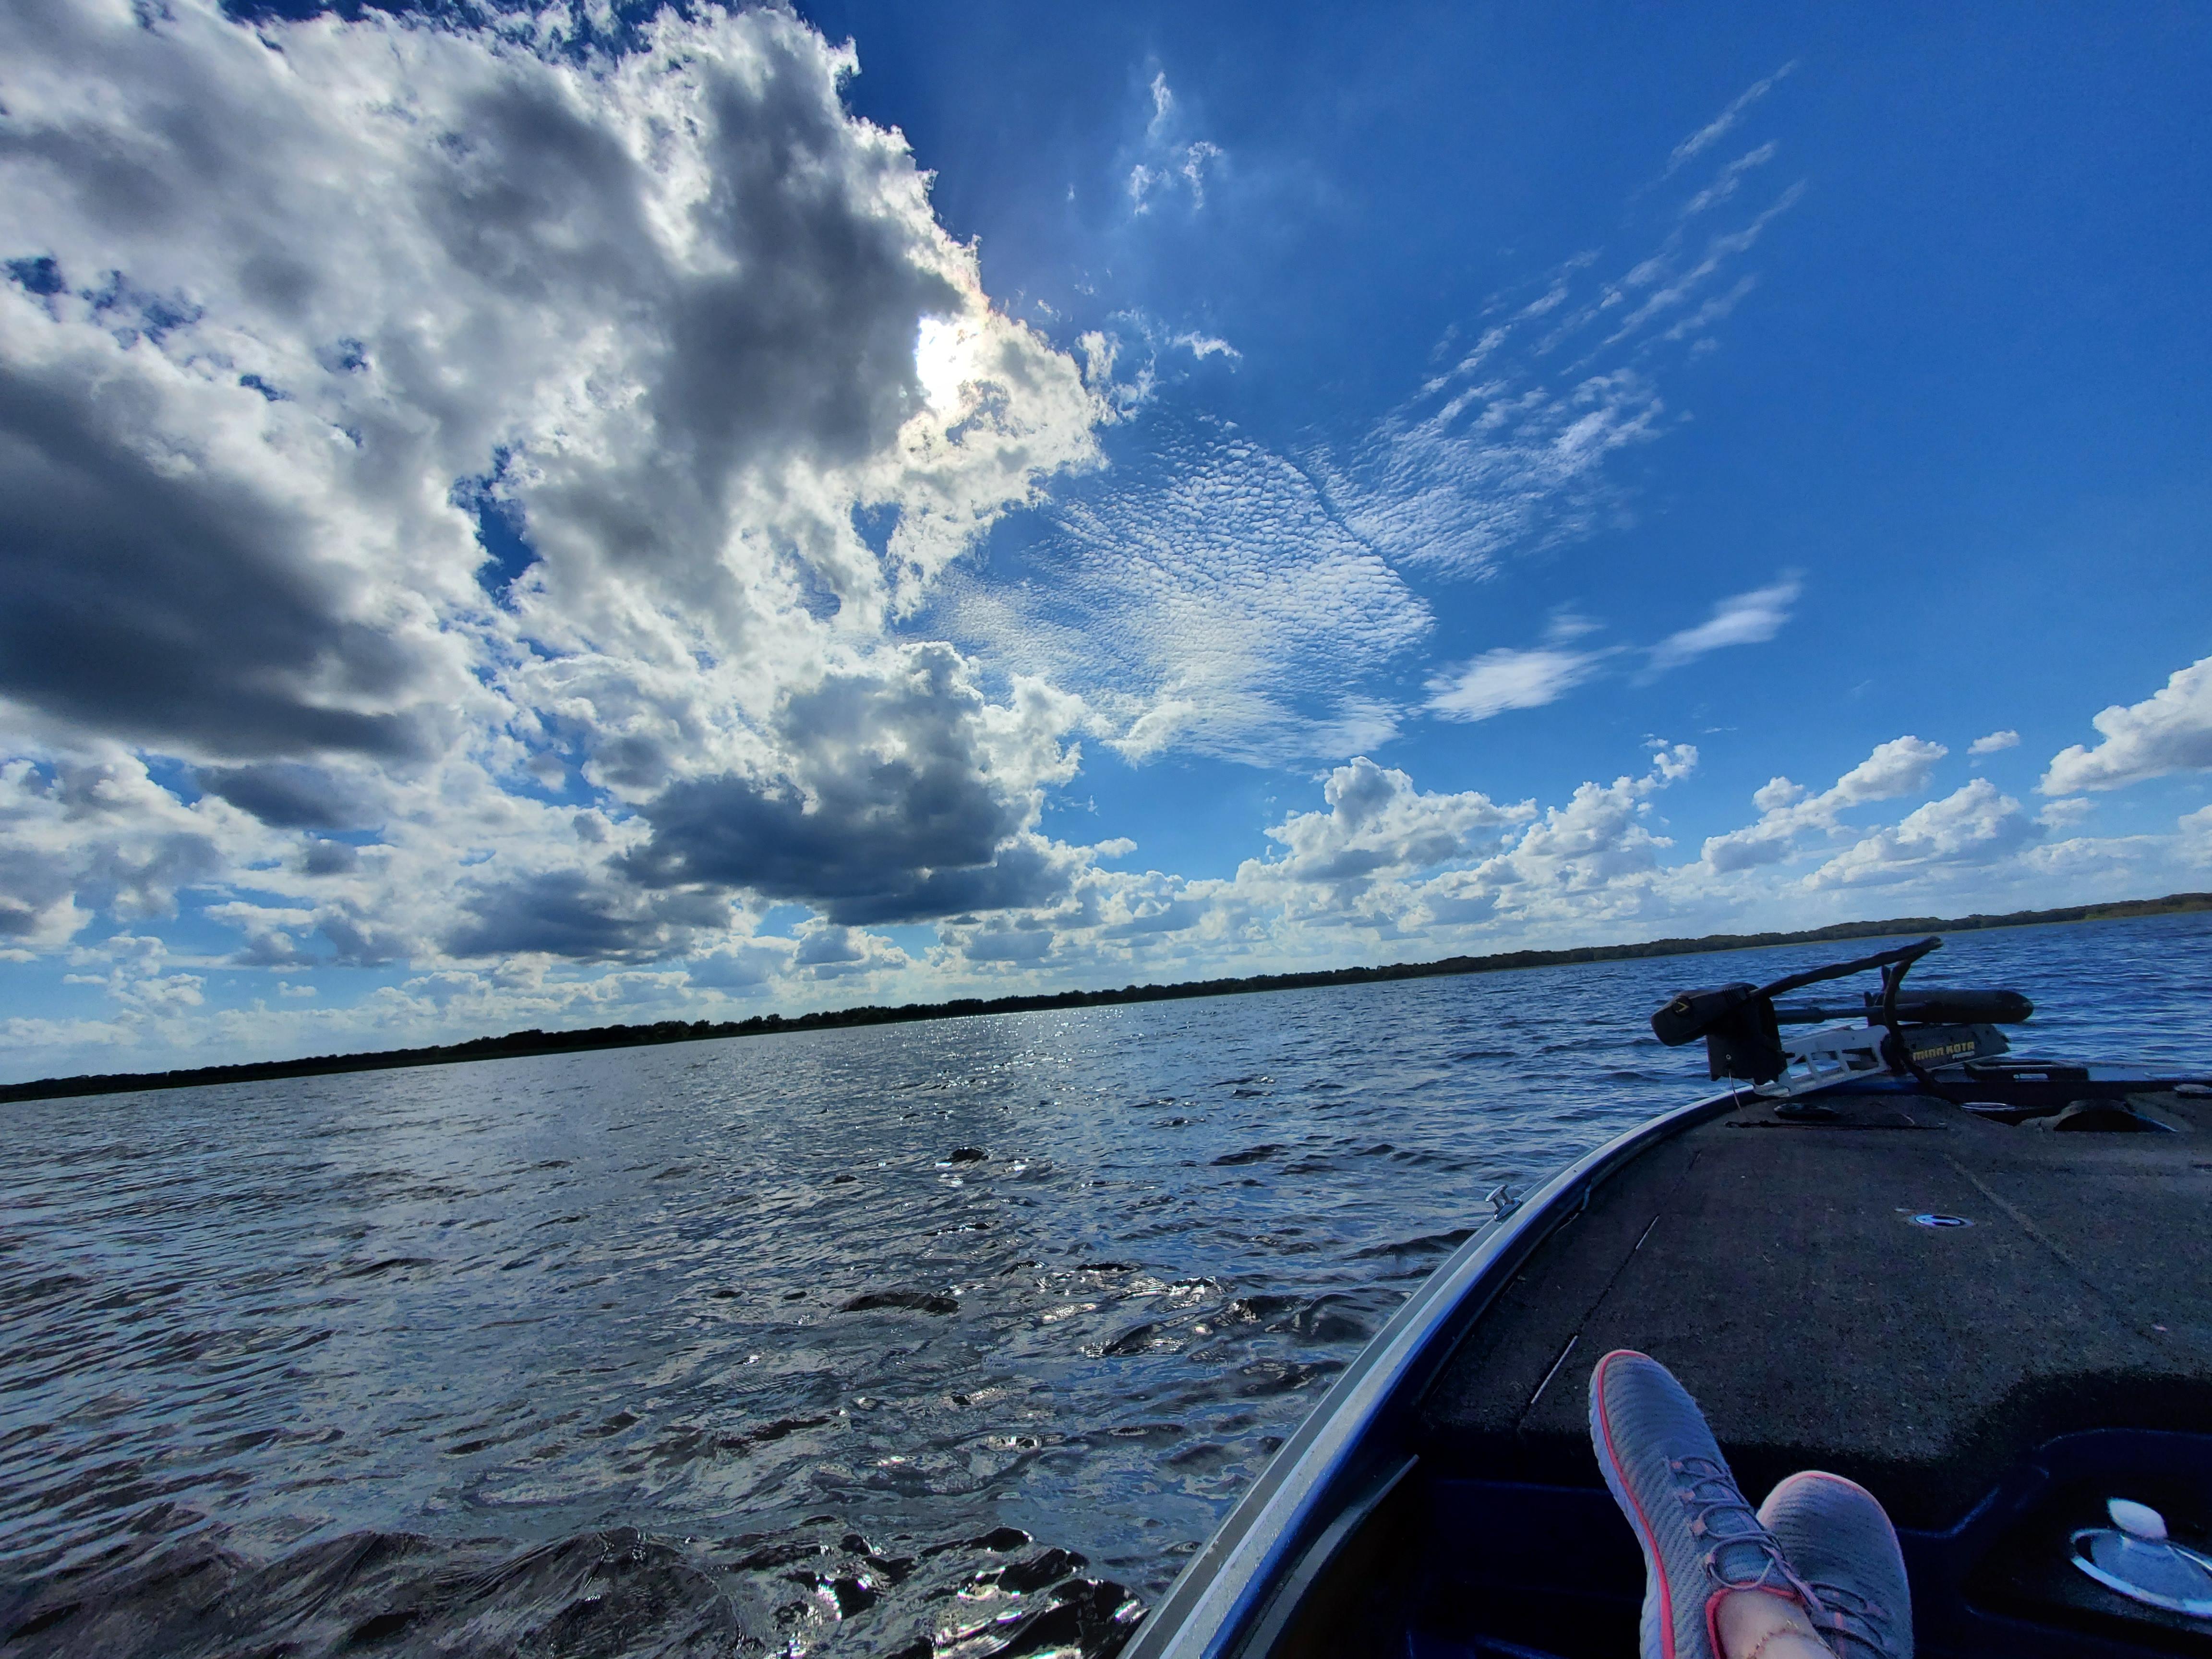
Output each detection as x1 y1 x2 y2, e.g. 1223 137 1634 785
1702 736 1947 873
1969 729 2020 756
1664 63 1799 178
2037 796 2093 830
1426 646 1606 723
931 413 1431 764
62 932 205 1012
1683 141 1779 217
1644 577 1800 674
0 748 281 948
0 0 1111 984
1319 135 1804 579
2181 805 2212 866
1224 743 1695 939
1828 737 1948 803
685 938 797 991
1808 779 2039 888
1496 744 1698 893
2041 654 2212 793
1126 73 1223 214
1254 757 1533 888
792 921 910 979
1172 331 1240 361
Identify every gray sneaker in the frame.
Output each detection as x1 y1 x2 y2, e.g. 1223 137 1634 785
1589 1349 1817 1659
1758 1471 1913 1659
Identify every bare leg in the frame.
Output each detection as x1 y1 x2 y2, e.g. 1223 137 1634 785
1715 1587 1831 1659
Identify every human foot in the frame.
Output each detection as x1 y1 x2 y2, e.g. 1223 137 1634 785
1588 1350 1817 1659
1757 1471 1913 1659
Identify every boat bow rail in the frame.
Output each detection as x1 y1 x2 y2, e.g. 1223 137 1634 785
1120 1084 1751 1659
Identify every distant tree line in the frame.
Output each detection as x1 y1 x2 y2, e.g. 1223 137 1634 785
4 891 2204 1106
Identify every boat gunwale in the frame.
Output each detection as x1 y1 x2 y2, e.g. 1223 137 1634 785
1120 1081 1763 1659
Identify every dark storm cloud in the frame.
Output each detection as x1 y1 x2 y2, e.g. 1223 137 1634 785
0 358 441 760
0 845 72 938
78 829 225 918
443 869 730 962
314 903 413 968
1099 897 1206 938
300 839 360 876
623 647 1068 926
657 50 961 476
197 763 378 830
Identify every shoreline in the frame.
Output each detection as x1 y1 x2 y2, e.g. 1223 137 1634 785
3 890 2205 1106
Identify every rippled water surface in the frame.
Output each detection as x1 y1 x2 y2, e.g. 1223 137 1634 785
4 913 2210 1656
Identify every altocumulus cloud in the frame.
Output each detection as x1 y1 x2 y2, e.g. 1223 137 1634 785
0 0 1107 972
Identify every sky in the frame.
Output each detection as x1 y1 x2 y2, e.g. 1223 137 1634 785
2 0 2209 1082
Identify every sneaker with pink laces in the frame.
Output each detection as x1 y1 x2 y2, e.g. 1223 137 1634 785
1758 1471 1913 1659
1588 1349 1819 1659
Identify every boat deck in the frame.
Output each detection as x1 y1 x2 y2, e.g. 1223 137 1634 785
1401 1082 2212 1656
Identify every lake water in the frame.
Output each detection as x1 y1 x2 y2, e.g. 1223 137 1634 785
3 913 2209 1657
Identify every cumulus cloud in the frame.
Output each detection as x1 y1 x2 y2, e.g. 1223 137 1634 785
2040 654 2212 793
685 937 796 991
946 914 1058 964
1257 757 1533 889
1808 778 2039 888
2181 805 2212 866
621 644 1088 925
0 748 272 946
792 921 910 978
1644 577 1800 674
444 869 731 963
196 763 382 830
1224 744 1693 939
0 0 1106 986
1968 730 2020 756
1702 736 1947 872
62 933 205 1014
1495 744 1697 897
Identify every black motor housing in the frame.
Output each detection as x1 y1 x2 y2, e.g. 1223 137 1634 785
1653 983 1789 1083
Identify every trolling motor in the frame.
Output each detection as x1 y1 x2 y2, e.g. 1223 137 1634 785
1650 937 2033 1088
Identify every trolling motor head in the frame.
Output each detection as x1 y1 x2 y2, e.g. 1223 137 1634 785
1652 981 1787 1082
1650 937 2031 1086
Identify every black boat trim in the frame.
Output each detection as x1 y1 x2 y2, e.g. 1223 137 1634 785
1121 1085 1752 1659
1235 1453 1420 1659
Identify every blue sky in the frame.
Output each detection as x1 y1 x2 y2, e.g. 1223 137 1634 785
1 0 2208 1081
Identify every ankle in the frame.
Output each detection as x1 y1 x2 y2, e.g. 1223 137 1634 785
1732 1634 1831 1659
1716 1588 1830 1659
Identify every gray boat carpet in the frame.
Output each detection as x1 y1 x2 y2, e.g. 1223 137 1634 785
1416 1088 2212 1531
